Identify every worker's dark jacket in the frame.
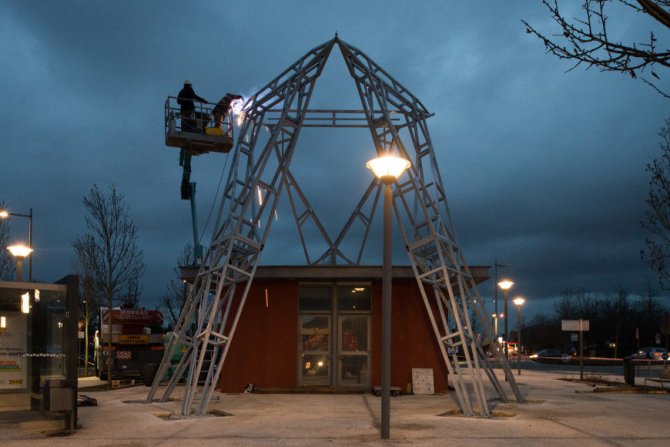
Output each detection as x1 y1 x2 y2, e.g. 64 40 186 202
177 85 206 114
213 94 243 117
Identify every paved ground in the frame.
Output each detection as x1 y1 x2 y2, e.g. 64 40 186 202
2 369 670 446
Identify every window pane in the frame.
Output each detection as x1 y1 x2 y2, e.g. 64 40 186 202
298 287 332 311
300 316 329 352
302 354 329 380
340 355 368 385
337 286 371 312
341 316 368 352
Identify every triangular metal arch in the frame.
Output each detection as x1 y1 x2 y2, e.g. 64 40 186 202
147 37 523 417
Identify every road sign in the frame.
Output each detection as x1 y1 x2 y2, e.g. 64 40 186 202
561 354 570 363
561 320 590 331
571 333 578 342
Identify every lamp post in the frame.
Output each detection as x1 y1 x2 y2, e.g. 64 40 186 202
7 244 33 282
1 208 33 281
366 153 410 440
512 296 525 375
497 279 514 362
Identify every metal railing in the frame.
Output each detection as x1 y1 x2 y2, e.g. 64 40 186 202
164 96 234 137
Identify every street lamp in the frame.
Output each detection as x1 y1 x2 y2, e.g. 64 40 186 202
7 244 33 282
366 153 411 440
512 296 525 375
497 279 514 362
1 208 33 281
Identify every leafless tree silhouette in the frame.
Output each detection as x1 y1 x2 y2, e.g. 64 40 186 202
523 1 670 98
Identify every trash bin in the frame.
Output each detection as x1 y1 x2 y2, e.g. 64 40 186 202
623 356 635 386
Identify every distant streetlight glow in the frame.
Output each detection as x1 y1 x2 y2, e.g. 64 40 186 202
7 244 33 258
1 207 34 281
512 297 525 307
0 316 6 328
497 279 514 290
8 244 33 282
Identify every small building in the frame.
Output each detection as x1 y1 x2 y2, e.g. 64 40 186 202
182 265 489 394
0 276 79 434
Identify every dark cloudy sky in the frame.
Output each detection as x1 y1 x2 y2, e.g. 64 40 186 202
1 1 668 317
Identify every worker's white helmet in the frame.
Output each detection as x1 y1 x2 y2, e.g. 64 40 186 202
184 80 192 85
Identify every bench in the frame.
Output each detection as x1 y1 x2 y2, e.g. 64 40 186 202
644 368 670 388
372 386 401 397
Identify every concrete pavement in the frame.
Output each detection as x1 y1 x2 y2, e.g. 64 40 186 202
2 369 670 446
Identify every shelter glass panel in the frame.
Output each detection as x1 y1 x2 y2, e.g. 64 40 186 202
0 280 76 434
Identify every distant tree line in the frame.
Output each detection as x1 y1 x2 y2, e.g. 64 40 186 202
521 287 669 357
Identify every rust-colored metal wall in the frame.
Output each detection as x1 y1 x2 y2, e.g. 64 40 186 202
218 280 298 392
218 277 448 393
370 279 449 393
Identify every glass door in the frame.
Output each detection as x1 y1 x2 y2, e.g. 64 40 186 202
337 315 370 387
298 315 330 386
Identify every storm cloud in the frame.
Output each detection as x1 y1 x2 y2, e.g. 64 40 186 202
1 1 667 317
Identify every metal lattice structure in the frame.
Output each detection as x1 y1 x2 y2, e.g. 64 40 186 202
147 37 524 417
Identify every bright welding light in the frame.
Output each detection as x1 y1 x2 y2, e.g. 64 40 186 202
21 292 30 314
231 97 246 127
231 97 245 115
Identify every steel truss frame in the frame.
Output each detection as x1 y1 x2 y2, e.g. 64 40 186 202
147 37 523 417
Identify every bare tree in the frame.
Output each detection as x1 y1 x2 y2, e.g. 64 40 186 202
0 201 15 280
73 184 145 385
161 242 193 329
642 118 670 289
522 1 670 98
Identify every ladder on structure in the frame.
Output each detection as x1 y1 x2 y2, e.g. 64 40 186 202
147 36 523 417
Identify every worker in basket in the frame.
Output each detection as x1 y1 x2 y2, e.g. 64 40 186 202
213 93 243 133
177 80 208 132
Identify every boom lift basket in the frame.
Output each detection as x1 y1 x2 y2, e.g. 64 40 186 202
164 96 234 155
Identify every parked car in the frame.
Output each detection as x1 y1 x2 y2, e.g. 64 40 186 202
529 348 564 359
631 347 668 361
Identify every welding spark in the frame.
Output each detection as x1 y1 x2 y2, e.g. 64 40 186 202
231 97 246 127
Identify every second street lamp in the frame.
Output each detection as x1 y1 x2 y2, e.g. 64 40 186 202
497 279 514 362
512 296 525 375
7 244 33 282
0 207 33 281
366 153 410 440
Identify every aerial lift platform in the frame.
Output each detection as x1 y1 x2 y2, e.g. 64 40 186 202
164 96 234 155
164 96 239 263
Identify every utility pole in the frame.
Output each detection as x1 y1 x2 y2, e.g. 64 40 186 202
493 260 505 334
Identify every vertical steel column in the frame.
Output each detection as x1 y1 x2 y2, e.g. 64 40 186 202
517 303 522 375
504 289 509 362
381 181 392 439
